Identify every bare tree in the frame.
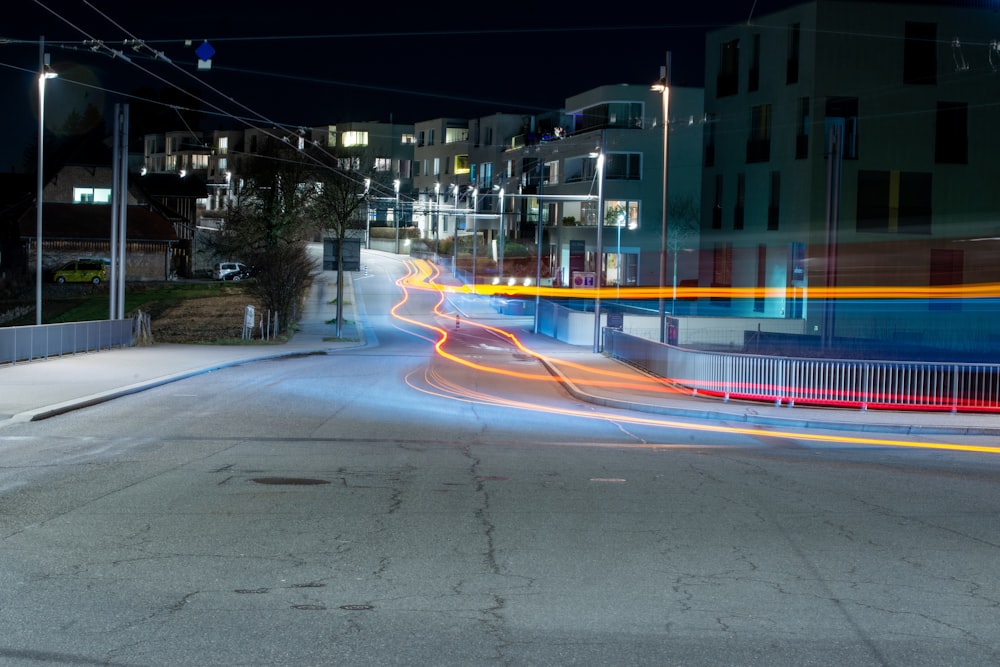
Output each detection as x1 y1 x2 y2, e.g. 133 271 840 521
310 148 374 338
217 137 322 330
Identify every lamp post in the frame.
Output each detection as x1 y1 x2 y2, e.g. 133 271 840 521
652 52 671 343
434 182 440 257
393 179 400 254
471 187 478 288
592 149 606 354
364 178 371 249
451 184 459 277
36 36 57 326
498 187 505 278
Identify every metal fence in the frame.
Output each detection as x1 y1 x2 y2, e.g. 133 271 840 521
0 319 136 365
604 329 1000 413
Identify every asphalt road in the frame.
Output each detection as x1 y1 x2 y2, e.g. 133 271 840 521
1 253 999 666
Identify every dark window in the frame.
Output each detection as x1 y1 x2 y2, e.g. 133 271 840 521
747 104 772 163
605 153 641 180
734 174 745 230
935 101 968 164
768 171 780 230
825 97 859 159
717 39 739 98
795 97 810 159
787 23 800 84
749 34 760 92
857 170 932 234
904 21 937 85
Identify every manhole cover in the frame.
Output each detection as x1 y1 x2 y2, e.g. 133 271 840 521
252 477 330 485
339 604 374 611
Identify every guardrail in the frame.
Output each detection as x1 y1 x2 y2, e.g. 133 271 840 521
604 329 1000 413
0 319 136 365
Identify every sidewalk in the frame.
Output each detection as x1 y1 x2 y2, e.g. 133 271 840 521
3 270 998 437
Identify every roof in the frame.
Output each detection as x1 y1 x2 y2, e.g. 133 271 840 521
18 203 179 242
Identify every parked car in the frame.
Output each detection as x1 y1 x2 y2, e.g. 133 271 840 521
225 265 255 281
212 262 247 280
53 259 108 285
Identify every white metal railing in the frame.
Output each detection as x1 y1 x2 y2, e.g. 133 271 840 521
0 318 136 365
604 329 1000 413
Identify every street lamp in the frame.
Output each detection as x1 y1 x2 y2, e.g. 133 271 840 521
652 52 671 343
592 149 606 354
36 36 57 326
434 182 441 257
393 178 401 254
451 183 459 276
498 187 505 277
364 178 371 249
471 187 478 288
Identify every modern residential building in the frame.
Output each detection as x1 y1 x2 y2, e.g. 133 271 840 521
495 83 704 290
701 0 1000 352
412 118 474 240
313 121 416 237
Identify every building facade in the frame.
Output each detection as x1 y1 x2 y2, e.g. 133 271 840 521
702 0 1000 350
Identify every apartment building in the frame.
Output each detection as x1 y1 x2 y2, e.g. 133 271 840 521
701 0 1000 349
496 83 704 288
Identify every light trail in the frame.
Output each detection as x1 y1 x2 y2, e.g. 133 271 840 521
387 259 1000 455
398 265 1000 302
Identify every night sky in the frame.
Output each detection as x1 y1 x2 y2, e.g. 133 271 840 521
1 0 988 171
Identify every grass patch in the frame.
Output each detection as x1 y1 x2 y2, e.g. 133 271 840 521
13 281 253 326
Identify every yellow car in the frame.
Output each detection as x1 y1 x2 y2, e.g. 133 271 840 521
53 259 108 285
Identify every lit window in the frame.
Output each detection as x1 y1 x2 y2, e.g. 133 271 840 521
342 131 369 147
605 200 640 228
401 134 415 144
73 187 112 204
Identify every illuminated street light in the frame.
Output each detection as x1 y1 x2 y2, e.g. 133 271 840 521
471 187 478 287
498 187 505 277
393 178 401 254
36 36 57 325
592 148 606 354
652 52 672 343
451 183 459 275
364 178 371 249
434 182 441 256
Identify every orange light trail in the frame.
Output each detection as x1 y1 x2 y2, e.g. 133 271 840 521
399 267 1000 302
388 259 1000 455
